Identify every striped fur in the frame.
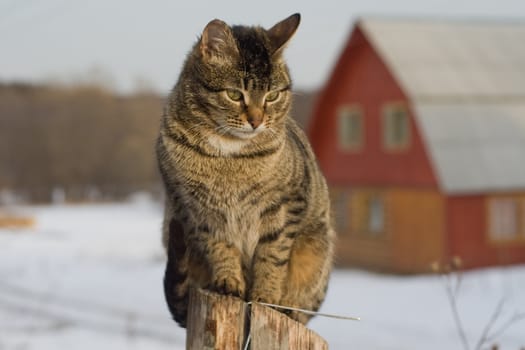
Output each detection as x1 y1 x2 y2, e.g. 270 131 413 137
157 13 335 327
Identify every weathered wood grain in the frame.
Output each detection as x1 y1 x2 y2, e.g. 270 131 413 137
250 302 328 350
186 288 247 350
186 288 328 350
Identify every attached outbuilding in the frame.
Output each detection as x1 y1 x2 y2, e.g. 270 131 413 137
309 18 525 273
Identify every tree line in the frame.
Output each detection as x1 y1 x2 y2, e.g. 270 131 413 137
0 82 316 204
0 82 163 203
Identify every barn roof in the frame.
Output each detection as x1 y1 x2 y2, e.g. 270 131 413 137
414 103 525 193
359 18 525 100
358 18 525 194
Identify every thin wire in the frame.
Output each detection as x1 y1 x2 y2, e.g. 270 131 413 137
242 333 251 350
247 301 361 321
240 301 358 349
242 299 252 350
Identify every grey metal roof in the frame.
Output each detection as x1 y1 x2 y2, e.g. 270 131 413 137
358 19 525 194
414 103 525 194
360 19 525 101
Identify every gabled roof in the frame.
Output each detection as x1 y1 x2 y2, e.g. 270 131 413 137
359 18 525 101
414 103 525 193
358 18 525 194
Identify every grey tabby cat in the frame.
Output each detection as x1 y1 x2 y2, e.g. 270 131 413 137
157 13 335 327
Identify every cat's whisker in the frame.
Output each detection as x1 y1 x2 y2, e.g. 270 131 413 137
214 124 232 136
264 127 279 139
184 123 211 137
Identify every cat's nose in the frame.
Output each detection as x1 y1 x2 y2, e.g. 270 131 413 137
248 116 263 129
247 107 263 129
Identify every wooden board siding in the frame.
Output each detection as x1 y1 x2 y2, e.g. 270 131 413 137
447 194 525 269
336 236 393 269
389 189 445 273
333 187 444 273
332 187 393 269
309 26 438 189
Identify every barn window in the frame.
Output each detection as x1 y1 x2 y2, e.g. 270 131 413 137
352 191 386 237
488 198 522 241
383 103 410 150
337 105 363 151
367 195 385 235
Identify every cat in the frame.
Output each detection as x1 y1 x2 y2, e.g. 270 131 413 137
156 13 335 328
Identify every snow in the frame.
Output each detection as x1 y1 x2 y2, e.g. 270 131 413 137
0 202 523 349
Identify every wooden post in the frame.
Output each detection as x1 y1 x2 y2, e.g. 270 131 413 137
249 302 328 349
186 288 248 349
186 288 328 350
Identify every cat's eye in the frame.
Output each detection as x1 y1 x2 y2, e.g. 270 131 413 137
265 91 280 103
225 89 243 102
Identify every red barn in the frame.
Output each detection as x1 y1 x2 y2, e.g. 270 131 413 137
309 18 525 273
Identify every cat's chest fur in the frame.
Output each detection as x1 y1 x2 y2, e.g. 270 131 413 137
207 135 246 155
187 171 269 261
172 138 287 259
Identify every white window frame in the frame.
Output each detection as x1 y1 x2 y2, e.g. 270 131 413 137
337 105 363 151
367 194 385 235
382 102 411 151
488 198 522 241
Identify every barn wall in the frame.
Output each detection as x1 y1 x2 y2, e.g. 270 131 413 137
309 26 437 189
389 189 445 273
310 22 525 272
332 187 393 269
446 194 525 269
334 187 444 273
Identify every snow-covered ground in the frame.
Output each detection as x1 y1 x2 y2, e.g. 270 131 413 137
0 202 523 349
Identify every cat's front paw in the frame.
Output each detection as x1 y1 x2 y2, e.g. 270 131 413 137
249 289 280 306
210 275 246 299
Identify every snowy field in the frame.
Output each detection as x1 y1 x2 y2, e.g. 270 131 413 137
0 201 523 349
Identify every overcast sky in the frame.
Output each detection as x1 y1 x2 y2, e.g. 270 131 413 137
2 0 525 94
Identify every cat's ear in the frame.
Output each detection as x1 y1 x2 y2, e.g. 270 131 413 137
200 19 238 61
267 13 301 55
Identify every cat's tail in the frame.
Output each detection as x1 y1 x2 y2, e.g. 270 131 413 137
163 219 189 328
